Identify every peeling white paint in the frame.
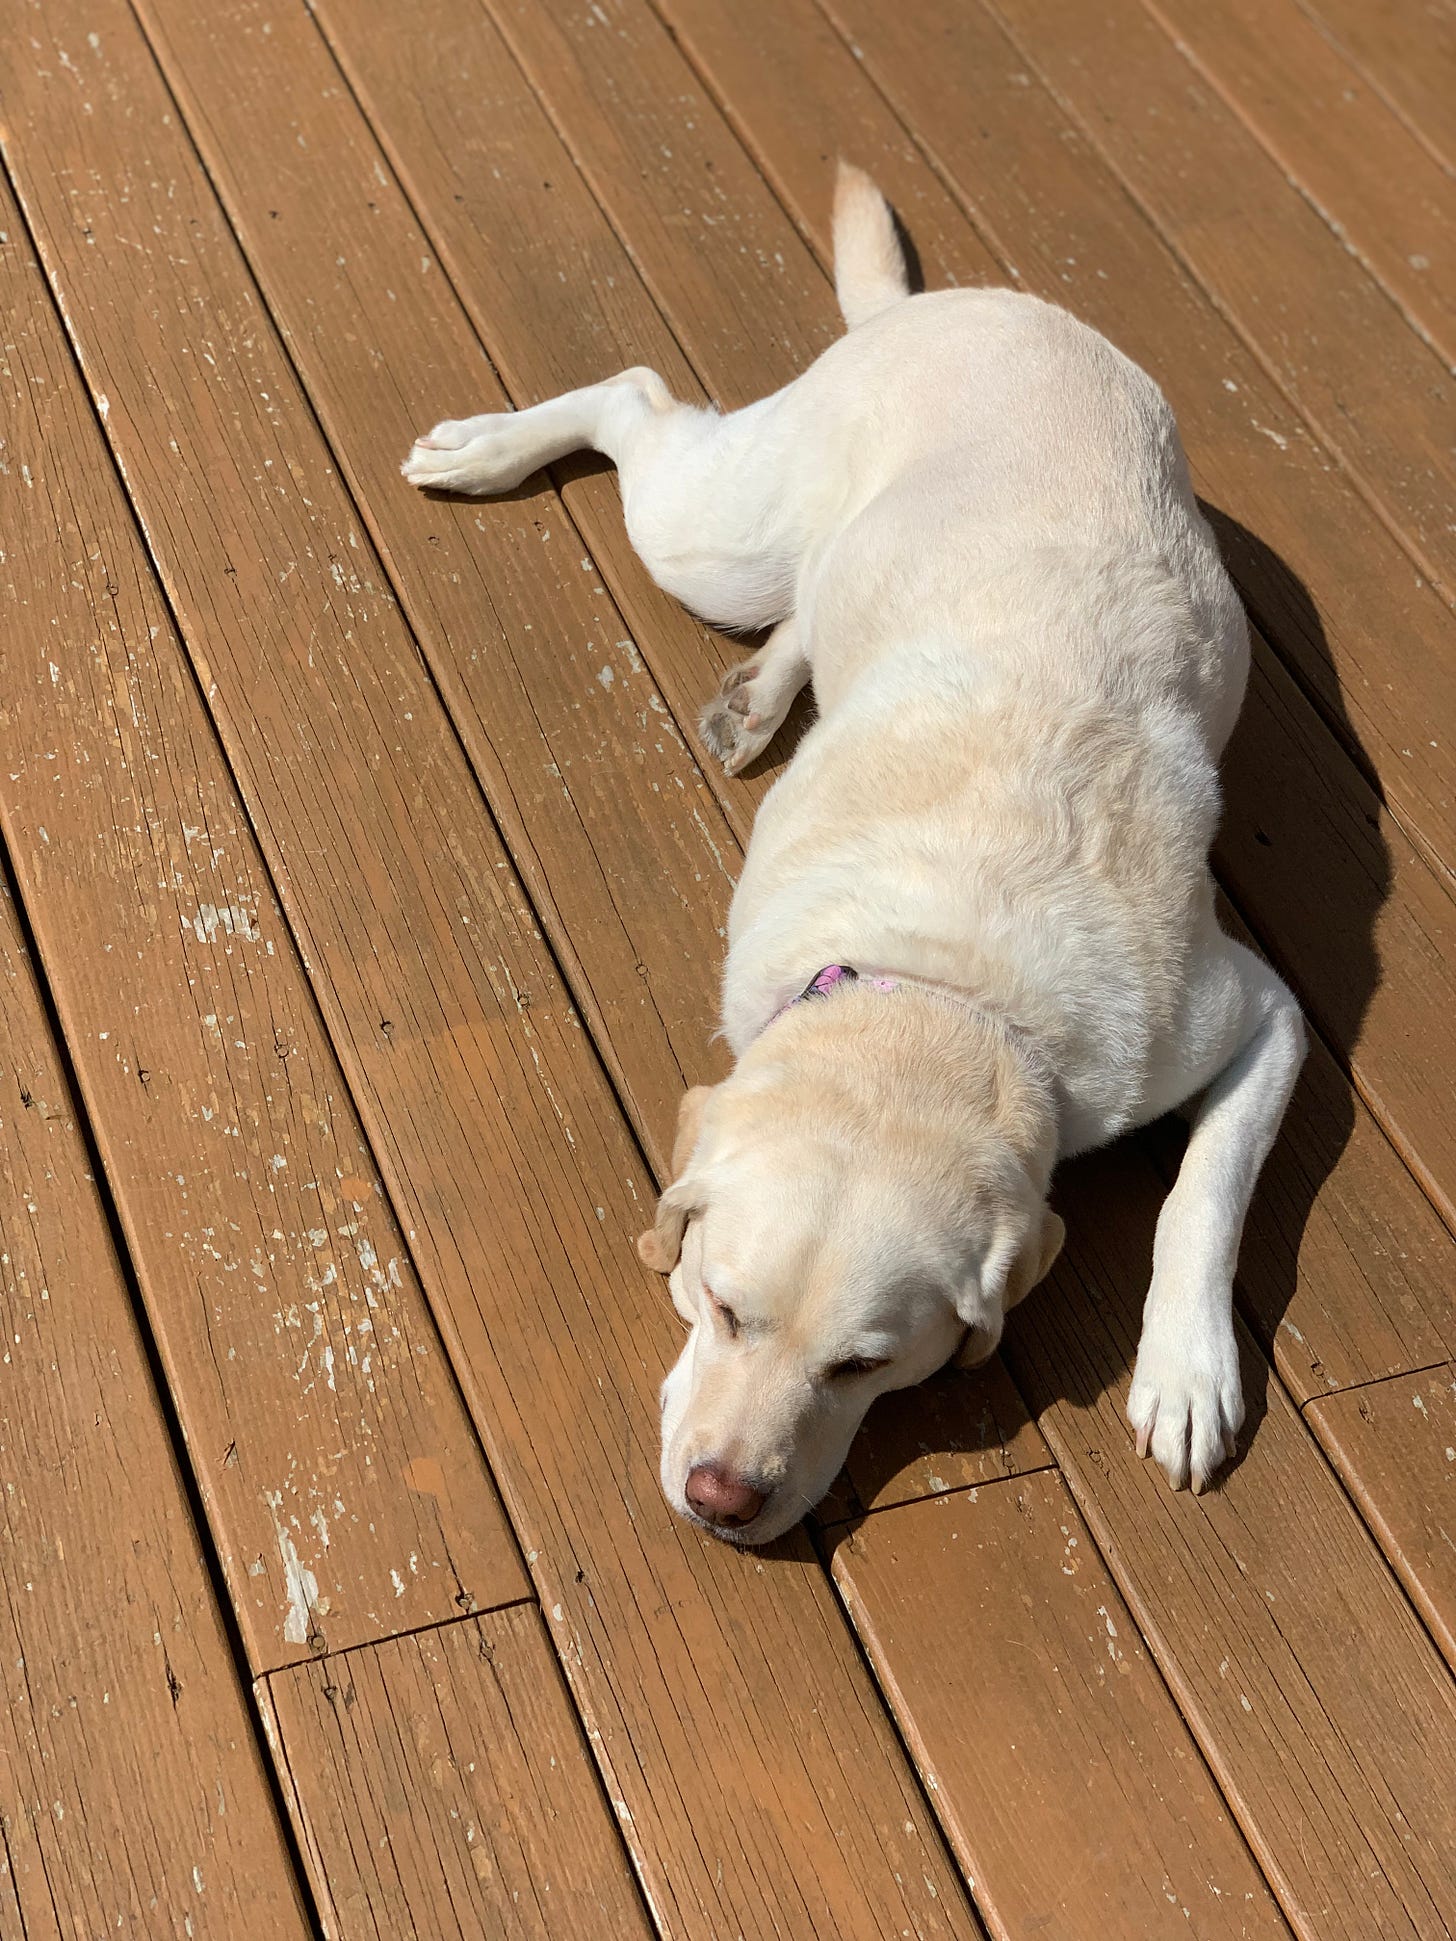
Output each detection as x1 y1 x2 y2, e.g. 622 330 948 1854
265 1491 319 1645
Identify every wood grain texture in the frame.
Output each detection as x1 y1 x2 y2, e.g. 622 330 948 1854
810 0 1456 882
262 1606 651 1940
0 10 985 1936
1142 0 1456 366
1006 1148 1456 1941
828 1475 1290 1940
0 877 310 1936
133 0 741 1159
1297 0 1456 171
985 0 1456 601
0 200 526 1669
1308 1367 1456 1668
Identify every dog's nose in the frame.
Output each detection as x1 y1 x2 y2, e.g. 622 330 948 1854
684 1461 767 1528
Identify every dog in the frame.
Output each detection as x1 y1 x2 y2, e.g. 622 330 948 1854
405 164 1305 1546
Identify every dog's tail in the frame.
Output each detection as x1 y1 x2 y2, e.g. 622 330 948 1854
832 162 910 330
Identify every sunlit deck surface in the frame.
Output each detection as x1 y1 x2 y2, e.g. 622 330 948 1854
2 0 1454 1934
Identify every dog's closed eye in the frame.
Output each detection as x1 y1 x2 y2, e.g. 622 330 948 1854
825 1356 890 1381
706 1289 740 1338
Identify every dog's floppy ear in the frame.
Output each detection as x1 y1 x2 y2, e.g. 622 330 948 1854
1003 1205 1065 1311
952 1203 1064 1367
637 1085 715 1273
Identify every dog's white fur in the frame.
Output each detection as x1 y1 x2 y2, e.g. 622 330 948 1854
405 165 1304 1544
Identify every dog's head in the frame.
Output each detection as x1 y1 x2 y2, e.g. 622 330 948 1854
641 1004 1062 1545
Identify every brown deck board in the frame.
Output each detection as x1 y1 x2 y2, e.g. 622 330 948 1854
1008 1149 1456 1941
261 1606 651 1939
1 9 984 1936
828 1475 1290 1940
0 175 527 1669
0 876 310 1936
133 0 741 1161
1308 1367 1456 1669
986 0 1456 601
1144 0 1456 366
1298 0 1456 171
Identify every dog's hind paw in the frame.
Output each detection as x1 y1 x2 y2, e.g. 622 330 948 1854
699 658 785 777
401 414 539 496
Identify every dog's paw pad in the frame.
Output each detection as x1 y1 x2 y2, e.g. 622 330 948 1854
700 658 779 776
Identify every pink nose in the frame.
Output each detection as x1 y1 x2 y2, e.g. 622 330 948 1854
685 1462 767 1529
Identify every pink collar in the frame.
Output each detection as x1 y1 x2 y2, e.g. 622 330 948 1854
769 963 1054 1086
775 963 896 1018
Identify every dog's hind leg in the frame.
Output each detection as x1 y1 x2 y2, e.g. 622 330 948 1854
404 368 799 634
402 367 676 495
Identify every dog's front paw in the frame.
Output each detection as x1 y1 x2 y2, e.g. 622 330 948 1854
1127 1305 1243 1494
401 415 536 496
699 659 782 777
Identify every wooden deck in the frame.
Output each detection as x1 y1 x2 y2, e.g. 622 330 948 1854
1 0 1453 1934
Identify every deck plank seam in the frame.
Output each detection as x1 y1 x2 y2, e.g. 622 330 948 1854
1290 0 1456 177
0 789 328 1940
1137 0 1456 372
251 1593 543 1681
815 1452 1063 1534
965 0 1456 609
1297 1357 1456 1409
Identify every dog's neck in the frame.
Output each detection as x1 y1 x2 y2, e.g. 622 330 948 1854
765 960 1057 1095
743 967 1061 1185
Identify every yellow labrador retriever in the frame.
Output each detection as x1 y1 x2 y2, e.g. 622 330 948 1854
406 166 1305 1545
